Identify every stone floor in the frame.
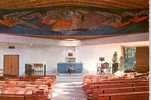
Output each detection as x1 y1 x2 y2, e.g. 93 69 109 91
51 74 87 100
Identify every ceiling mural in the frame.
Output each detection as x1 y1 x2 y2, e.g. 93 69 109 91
0 7 149 37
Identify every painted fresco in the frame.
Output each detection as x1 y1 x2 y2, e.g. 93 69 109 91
0 7 149 36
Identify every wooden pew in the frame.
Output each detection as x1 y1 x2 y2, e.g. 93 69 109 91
24 95 34 100
103 87 134 94
0 76 56 100
0 94 24 100
111 92 149 100
97 91 149 100
134 86 149 92
83 75 149 100
134 81 149 86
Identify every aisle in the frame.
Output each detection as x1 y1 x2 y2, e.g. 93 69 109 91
51 74 87 100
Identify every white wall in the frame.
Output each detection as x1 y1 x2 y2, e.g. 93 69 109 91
0 44 122 76
0 46 66 76
0 33 148 76
77 45 122 74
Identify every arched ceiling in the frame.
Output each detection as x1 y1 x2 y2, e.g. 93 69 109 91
0 0 149 40
0 0 148 9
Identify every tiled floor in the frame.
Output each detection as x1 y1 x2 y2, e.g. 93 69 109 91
52 74 87 100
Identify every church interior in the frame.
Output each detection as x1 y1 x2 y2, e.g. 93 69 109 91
0 0 149 100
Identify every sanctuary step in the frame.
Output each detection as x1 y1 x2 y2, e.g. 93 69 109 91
57 73 84 82
52 76 87 100
52 82 87 100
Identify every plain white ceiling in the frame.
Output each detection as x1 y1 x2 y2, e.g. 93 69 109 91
0 33 148 48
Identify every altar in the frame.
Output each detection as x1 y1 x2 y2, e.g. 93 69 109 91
57 63 83 73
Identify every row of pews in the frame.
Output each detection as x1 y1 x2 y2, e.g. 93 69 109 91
0 75 56 100
83 74 149 100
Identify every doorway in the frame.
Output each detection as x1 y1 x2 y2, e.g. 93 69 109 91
4 55 19 77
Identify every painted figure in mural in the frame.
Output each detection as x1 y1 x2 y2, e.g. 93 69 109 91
0 17 17 27
41 10 82 32
0 7 148 35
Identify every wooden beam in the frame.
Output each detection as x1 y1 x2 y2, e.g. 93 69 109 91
0 0 148 9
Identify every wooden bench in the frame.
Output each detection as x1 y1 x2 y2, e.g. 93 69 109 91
83 75 149 100
97 91 149 100
0 76 56 100
103 87 134 94
0 94 24 100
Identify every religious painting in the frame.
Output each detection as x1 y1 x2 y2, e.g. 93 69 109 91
0 7 148 36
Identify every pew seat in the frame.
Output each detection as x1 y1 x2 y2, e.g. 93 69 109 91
0 94 24 100
97 91 149 100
